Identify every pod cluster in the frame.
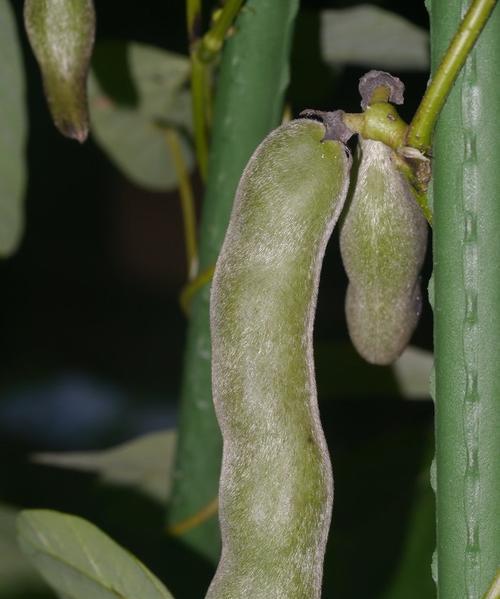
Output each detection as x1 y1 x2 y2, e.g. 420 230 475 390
209 70 429 597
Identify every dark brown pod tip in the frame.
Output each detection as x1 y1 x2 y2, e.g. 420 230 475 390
299 109 354 144
24 0 95 143
359 70 405 110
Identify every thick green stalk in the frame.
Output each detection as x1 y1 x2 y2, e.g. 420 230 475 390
168 0 299 562
431 0 500 597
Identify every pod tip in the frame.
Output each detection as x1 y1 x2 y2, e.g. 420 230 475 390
299 109 354 144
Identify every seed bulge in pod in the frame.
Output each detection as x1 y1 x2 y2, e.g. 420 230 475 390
24 0 95 142
340 137 428 365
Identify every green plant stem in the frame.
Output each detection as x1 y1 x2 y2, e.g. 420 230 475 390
186 0 202 43
188 0 244 180
186 0 208 180
179 265 215 315
408 0 497 152
163 129 198 280
198 0 244 62
431 0 500 596
190 53 209 180
168 0 299 564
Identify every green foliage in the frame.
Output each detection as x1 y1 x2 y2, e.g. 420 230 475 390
33 429 177 504
320 5 429 70
0 504 47 596
89 42 193 191
17 510 174 599
0 0 26 257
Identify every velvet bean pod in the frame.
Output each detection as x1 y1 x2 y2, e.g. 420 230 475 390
208 119 351 598
340 137 428 365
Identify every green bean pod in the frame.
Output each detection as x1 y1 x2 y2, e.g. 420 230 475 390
24 0 95 142
340 136 428 365
208 118 351 598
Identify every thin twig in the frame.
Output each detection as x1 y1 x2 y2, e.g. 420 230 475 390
407 0 498 152
163 128 199 281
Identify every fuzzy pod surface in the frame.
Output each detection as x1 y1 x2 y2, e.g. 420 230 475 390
208 119 351 598
24 0 95 142
340 137 428 365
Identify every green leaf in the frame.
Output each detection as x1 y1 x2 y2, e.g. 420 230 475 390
0 0 27 256
0 503 46 593
88 41 193 191
393 346 433 400
17 509 175 599
33 429 177 503
320 6 429 71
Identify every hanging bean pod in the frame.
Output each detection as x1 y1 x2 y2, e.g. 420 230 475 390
24 0 95 142
208 117 351 598
340 136 428 365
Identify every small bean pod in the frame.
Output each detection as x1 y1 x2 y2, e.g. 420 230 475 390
208 118 351 598
24 0 95 142
340 136 428 365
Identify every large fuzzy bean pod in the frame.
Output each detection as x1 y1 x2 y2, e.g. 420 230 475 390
24 0 95 142
208 119 351 599
340 137 428 365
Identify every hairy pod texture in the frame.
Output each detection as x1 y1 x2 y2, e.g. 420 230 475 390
340 137 428 365
208 119 351 598
24 0 95 142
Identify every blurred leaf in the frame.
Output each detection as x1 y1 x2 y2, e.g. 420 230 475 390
33 429 177 503
0 503 47 594
320 6 429 71
0 0 27 256
393 346 432 400
17 510 174 599
89 41 193 191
